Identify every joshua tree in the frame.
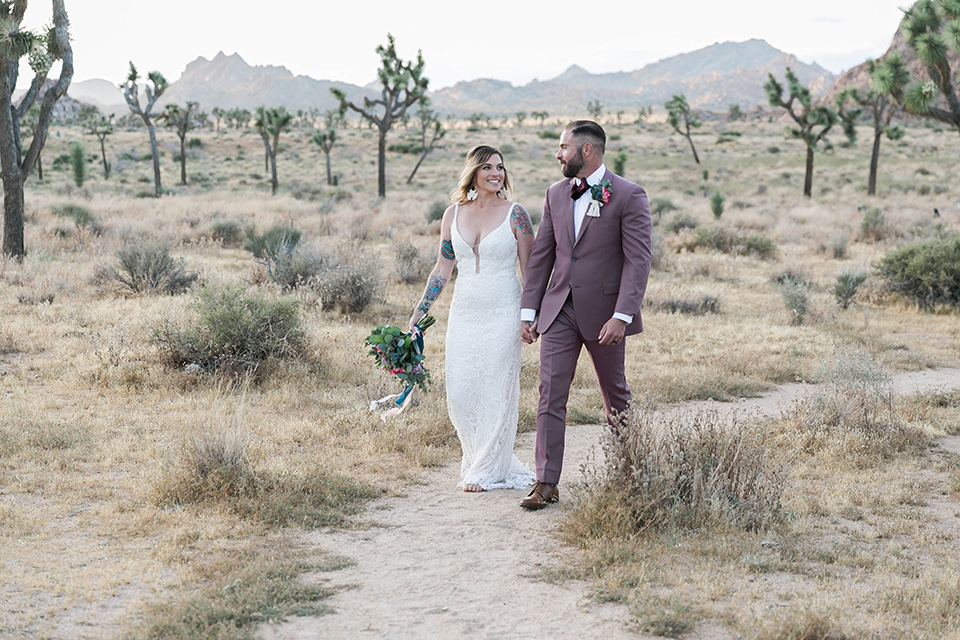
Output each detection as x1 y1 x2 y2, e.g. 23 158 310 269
211 106 224 131
19 103 43 180
728 104 744 121
532 110 549 126
0 0 73 259
900 0 960 135
159 101 200 186
586 99 603 120
844 55 910 196
331 33 428 198
515 111 527 128
311 128 336 186
122 62 167 197
78 104 113 179
406 99 445 184
665 94 702 165
255 106 293 195
765 68 860 197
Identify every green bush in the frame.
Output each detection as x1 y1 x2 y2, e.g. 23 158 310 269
612 149 627 176
829 232 849 259
537 130 560 140
647 294 720 315
209 220 244 246
833 270 868 310
244 225 302 259
688 227 776 259
876 235 960 308
650 198 678 221
779 279 809 325
70 142 85 187
186 137 203 149
103 239 198 294
664 212 698 234
51 204 96 229
860 207 887 242
387 141 423 154
154 283 304 373
710 190 725 220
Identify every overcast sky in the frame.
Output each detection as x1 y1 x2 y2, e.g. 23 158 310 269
28 1 911 88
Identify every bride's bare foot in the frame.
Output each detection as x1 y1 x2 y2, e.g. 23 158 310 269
463 483 485 492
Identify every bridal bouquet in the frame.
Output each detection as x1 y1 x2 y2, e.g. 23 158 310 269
365 315 436 394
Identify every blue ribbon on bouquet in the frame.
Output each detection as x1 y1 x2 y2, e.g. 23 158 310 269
394 330 424 406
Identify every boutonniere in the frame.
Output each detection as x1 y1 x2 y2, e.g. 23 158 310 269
586 179 612 217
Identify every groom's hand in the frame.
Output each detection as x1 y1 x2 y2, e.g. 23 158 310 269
521 320 539 344
598 318 626 346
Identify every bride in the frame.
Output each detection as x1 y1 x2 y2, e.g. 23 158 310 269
409 145 536 492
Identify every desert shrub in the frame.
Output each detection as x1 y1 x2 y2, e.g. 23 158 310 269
566 406 786 539
907 219 948 240
289 183 326 201
314 257 384 313
394 243 433 284
52 152 71 168
256 235 328 290
387 141 423 154
663 213 698 234
244 225 302 259
787 350 927 463
650 197 677 222
778 279 809 325
647 294 719 315
771 264 814 289
538 130 560 139
425 200 446 223
156 421 379 528
876 235 960 308
710 190 725 220
209 219 244 246
833 269 868 309
859 207 887 242
103 239 198 294
687 227 776 259
612 149 627 176
153 283 304 373
829 232 848 259
186 137 202 148
69 142 85 187
51 203 96 229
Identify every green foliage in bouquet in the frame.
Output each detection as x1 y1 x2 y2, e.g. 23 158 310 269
364 315 436 392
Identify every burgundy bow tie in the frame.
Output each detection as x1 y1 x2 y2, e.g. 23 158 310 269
570 180 590 200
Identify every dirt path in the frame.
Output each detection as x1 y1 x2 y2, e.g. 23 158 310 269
258 367 960 640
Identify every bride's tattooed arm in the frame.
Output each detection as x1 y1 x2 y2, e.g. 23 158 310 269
409 226 457 332
416 275 447 315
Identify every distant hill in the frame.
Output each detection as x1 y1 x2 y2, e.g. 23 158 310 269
68 78 125 113
159 51 365 111
63 40 833 117
428 39 834 115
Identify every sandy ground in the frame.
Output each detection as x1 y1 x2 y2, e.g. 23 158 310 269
259 367 960 640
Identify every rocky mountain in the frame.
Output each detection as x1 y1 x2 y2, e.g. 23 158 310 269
158 51 364 111
822 17 960 106
428 39 834 115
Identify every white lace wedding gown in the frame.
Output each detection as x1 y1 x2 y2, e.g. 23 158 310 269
446 203 535 490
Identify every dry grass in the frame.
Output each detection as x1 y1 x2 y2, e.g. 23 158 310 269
1 116 960 637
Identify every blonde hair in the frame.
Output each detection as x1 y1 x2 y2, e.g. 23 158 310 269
451 145 512 203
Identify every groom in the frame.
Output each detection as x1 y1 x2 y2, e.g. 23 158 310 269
519 120 652 510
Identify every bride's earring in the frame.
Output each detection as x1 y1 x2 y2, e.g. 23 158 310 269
497 186 508 199
466 187 478 201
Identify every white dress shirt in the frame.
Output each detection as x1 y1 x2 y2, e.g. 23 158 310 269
521 164 633 327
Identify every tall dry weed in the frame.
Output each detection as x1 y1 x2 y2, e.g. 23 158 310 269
565 404 786 542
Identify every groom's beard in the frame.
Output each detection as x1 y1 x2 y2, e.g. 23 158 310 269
560 149 584 178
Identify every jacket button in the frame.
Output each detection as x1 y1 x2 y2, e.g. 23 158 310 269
571 256 578 262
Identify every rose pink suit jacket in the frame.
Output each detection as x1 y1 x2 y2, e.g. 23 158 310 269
521 169 652 340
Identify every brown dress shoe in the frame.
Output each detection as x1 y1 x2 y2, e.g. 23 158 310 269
520 482 559 510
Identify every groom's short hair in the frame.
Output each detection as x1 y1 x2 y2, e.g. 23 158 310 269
565 120 605 157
